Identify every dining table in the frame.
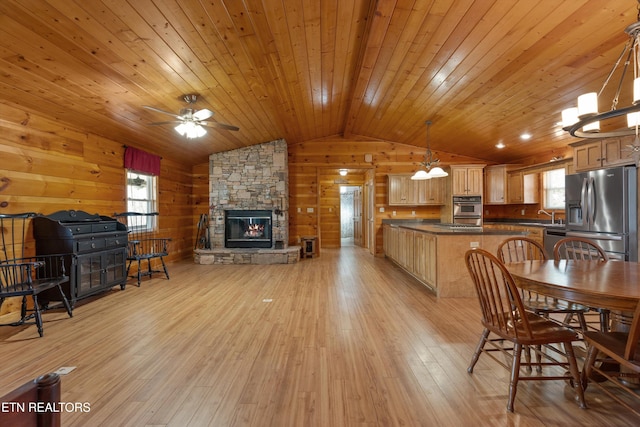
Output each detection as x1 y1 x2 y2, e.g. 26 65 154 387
505 259 640 391
505 259 640 315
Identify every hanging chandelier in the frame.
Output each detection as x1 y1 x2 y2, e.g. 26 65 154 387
561 3 640 139
411 120 448 180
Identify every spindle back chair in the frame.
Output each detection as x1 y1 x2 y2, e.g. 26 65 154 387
114 212 170 286
0 213 72 337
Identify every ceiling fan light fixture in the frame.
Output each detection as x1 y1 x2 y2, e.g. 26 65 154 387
175 122 207 139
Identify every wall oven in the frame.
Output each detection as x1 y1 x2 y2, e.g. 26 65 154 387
453 196 482 226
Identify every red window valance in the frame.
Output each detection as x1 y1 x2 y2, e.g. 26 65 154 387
124 146 161 176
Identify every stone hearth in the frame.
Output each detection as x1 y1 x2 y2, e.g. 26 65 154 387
194 246 300 265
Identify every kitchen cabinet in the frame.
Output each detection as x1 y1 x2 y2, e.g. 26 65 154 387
571 138 634 172
383 224 399 261
484 164 522 204
507 171 539 204
388 175 415 205
413 231 436 287
383 224 436 291
397 227 414 271
388 174 445 205
450 165 485 196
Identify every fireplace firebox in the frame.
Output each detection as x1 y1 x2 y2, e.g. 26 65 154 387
225 210 273 248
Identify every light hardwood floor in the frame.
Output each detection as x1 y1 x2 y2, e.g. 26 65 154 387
1 246 639 426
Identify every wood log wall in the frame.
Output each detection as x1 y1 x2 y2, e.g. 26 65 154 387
0 101 197 315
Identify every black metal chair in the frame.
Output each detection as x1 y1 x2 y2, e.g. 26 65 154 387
113 212 170 286
0 213 72 337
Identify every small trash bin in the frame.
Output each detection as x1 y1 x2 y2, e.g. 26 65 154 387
301 236 317 258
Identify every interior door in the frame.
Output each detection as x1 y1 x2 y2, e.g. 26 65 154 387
353 186 363 246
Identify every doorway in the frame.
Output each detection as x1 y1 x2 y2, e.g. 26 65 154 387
340 185 362 247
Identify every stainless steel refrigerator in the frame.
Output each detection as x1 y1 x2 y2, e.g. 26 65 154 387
565 166 637 261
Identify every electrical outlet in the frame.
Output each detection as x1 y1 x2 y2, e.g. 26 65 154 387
54 366 76 375
379 207 385 212
521 209 525 216
411 210 416 216
307 207 314 213
392 211 397 216
297 207 301 213
470 241 480 248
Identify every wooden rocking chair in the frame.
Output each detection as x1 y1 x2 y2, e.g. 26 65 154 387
114 212 171 286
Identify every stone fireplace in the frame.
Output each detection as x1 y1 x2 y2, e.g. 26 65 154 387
194 139 299 264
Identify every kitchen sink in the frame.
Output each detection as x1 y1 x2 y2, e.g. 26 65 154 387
519 222 565 228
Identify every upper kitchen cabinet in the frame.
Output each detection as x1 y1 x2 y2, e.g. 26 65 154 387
485 165 539 205
571 137 634 172
506 170 539 204
450 165 485 196
484 164 522 204
388 174 445 206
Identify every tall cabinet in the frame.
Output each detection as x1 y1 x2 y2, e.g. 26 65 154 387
441 164 486 224
33 210 128 307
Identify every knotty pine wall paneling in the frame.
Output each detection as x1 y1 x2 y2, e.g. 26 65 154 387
0 102 196 315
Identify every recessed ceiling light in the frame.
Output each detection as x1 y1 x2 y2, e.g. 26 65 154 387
495 142 505 149
520 133 532 140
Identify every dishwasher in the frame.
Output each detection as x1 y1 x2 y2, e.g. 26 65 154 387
543 228 566 258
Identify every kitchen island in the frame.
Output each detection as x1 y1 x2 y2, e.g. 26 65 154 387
382 220 525 298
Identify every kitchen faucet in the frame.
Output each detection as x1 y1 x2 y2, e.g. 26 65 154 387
538 209 555 224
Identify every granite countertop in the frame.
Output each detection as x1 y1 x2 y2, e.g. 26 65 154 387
383 220 527 235
483 220 565 229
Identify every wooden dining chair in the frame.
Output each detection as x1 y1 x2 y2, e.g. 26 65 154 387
553 237 609 262
581 301 640 416
553 237 610 332
497 237 589 333
465 248 587 413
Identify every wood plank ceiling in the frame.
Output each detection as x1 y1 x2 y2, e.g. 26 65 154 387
1 0 639 166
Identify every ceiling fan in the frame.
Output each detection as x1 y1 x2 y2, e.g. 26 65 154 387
143 94 239 138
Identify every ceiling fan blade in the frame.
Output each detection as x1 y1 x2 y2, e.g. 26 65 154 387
200 121 240 131
143 105 181 118
149 121 182 126
193 108 214 121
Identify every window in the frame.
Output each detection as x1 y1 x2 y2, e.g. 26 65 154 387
126 171 157 231
542 168 565 210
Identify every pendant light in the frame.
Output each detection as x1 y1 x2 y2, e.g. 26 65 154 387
411 120 448 180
